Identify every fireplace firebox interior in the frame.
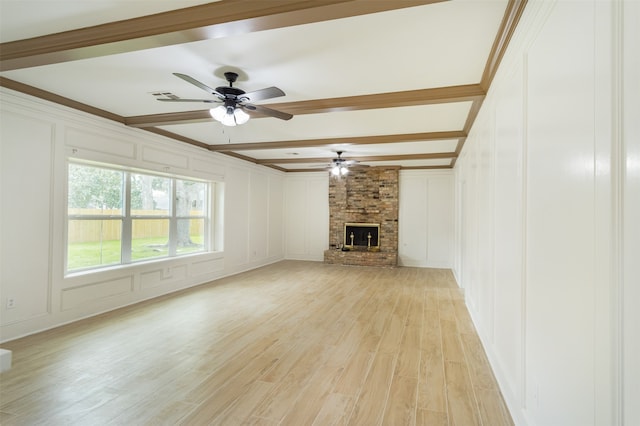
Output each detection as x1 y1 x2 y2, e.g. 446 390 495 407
344 223 380 248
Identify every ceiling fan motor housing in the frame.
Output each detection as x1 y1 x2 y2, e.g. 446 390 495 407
216 86 246 98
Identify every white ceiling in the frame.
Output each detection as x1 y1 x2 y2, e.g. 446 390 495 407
0 0 524 172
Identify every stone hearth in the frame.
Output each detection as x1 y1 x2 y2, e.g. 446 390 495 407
324 167 398 267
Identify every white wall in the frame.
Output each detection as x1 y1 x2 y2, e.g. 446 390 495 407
282 171 455 265
283 173 329 261
0 89 285 342
622 2 640 424
454 1 638 425
399 170 453 268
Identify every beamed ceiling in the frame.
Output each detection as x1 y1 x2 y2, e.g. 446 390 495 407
0 0 527 172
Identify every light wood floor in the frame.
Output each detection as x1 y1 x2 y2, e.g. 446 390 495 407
0 261 513 426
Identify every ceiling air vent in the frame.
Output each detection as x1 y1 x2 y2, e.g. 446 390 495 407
151 92 179 99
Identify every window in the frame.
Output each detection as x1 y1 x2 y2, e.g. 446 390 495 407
67 162 210 273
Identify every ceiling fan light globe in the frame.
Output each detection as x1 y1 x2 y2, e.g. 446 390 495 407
331 166 340 176
220 113 237 126
340 166 349 175
210 105 227 121
234 108 250 124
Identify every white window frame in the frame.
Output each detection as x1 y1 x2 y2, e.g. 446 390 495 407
66 160 212 274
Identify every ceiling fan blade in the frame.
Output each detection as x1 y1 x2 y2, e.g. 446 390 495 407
173 73 222 96
242 103 293 121
242 86 285 102
157 98 220 103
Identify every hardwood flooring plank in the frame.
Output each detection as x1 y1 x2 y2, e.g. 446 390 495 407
251 343 329 421
178 338 296 423
346 352 396 425
440 319 465 363
279 365 344 425
245 416 280 426
378 312 406 353
312 393 353 426
0 261 512 426
402 323 422 350
324 323 365 367
453 299 477 335
416 409 448 426
418 330 447 412
425 289 440 311
475 388 515 426
333 349 375 396
444 361 482 426
382 375 418 426
438 298 457 322
460 332 499 390
108 369 207 424
395 345 421 379
211 381 274 425
406 292 425 327
423 308 440 334
183 336 279 404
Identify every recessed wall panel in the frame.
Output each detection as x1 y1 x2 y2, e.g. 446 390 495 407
66 127 136 159
141 146 188 169
1 111 53 323
61 276 133 311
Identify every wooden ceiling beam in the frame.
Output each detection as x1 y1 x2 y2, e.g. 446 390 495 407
142 127 210 150
208 130 466 152
398 164 453 170
125 110 212 128
125 84 484 128
0 77 125 123
256 152 457 164
480 0 528 91
285 164 452 172
0 0 445 71
453 0 527 166
264 83 484 116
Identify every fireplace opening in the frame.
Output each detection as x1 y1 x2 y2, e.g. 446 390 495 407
344 223 380 248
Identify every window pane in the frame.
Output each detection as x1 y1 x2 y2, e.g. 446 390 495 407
68 164 123 215
132 219 169 260
131 173 171 216
176 218 205 254
176 179 206 217
67 219 122 270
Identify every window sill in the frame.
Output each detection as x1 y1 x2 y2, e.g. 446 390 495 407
64 250 224 279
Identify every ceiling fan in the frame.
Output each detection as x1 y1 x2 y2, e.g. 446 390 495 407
330 151 359 176
158 71 293 126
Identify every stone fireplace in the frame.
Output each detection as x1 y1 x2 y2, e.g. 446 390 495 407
324 167 398 267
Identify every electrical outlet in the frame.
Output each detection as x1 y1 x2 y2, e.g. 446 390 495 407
162 267 172 279
6 297 16 309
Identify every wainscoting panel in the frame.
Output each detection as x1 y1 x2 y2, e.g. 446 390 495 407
140 265 188 289
190 257 224 277
0 110 54 325
141 145 189 169
249 172 269 261
398 170 453 268
268 174 285 259
284 174 329 261
61 276 133 311
66 126 136 159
